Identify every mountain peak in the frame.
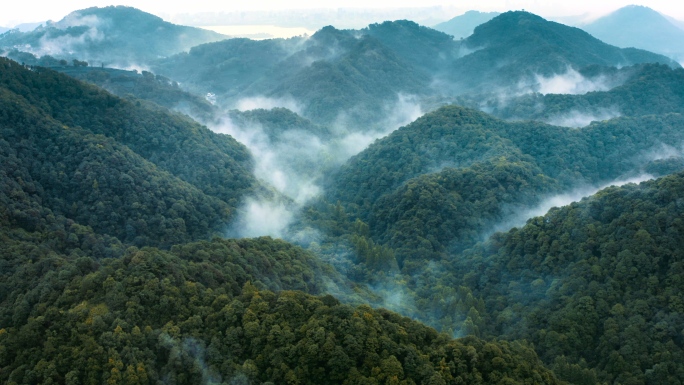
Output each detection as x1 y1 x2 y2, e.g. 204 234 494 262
55 5 165 27
0 6 226 66
432 10 500 39
582 4 684 59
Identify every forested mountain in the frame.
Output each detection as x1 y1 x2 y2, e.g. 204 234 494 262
152 23 431 126
306 105 684 272
447 171 684 384
0 57 263 247
0 237 563 384
465 63 684 125
582 5 684 61
148 10 677 128
0 6 227 66
152 37 301 100
0 55 571 385
299 106 684 383
57 66 218 122
432 11 500 39
444 11 678 93
228 107 331 141
0 50 220 122
362 20 460 73
4 3 684 383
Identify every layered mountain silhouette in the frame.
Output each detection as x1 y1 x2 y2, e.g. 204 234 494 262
433 10 500 39
0 6 227 66
469 63 684 125
3 5 684 385
150 11 676 127
446 11 678 92
582 5 684 61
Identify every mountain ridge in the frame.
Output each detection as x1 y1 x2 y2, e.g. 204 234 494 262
0 6 227 66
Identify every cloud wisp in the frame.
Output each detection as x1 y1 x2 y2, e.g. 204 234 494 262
490 174 654 236
211 94 424 239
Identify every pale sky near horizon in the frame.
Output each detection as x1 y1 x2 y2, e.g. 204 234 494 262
2 0 684 28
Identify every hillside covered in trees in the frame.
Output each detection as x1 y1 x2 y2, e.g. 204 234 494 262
149 11 675 127
449 171 684 384
3 3 684 384
0 56 573 384
304 105 684 270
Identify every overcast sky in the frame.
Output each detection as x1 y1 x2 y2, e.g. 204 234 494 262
3 1 684 27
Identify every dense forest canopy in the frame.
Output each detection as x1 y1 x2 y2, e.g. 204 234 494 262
0 57 290 254
3 3 684 384
306 105 684 269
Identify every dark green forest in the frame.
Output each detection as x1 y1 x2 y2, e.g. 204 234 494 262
0 57 267 246
452 172 684 384
306 105 684 270
0 56 569 384
3 5 684 384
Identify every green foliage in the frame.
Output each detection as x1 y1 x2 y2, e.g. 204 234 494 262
0 57 265 248
0 238 563 384
309 105 684 269
268 34 428 125
56 66 217 122
152 23 433 126
363 20 458 71
0 93 227 247
228 107 331 141
448 172 684 384
151 37 301 98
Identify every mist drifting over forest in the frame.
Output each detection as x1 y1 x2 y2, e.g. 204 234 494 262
2 2 684 385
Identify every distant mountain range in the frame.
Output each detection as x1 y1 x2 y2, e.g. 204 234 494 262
446 11 678 93
581 5 684 61
432 10 500 39
149 10 677 127
0 6 227 66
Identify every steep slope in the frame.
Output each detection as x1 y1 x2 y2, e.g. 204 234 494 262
0 58 267 248
149 12 679 126
270 35 428 124
449 171 684 384
0 6 227 66
583 5 684 60
228 107 331 141
310 106 684 270
484 63 684 124
363 20 460 72
447 11 679 93
0 98 231 247
152 37 302 99
0 58 260 210
433 11 500 39
153 25 430 126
